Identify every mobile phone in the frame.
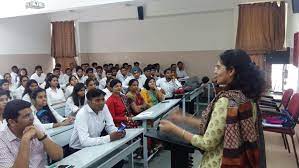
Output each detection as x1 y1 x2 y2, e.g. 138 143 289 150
117 122 126 132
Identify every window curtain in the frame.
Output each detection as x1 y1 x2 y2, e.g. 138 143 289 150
51 21 76 70
236 1 285 88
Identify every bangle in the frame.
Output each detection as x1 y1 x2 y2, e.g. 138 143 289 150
181 129 186 139
38 134 47 141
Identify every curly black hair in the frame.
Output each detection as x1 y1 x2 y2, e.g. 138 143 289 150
219 49 265 99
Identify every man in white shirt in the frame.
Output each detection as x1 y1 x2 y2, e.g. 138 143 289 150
156 68 182 98
75 66 87 84
95 66 104 81
53 68 67 89
98 70 113 90
123 67 146 90
10 66 19 85
30 65 46 85
103 78 113 100
69 89 125 150
116 66 128 83
176 61 188 79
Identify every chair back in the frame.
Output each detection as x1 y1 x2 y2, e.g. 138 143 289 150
282 89 294 108
287 93 299 120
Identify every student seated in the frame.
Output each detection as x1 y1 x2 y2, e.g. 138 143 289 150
16 68 28 84
126 79 148 115
0 100 63 168
22 79 39 103
122 67 146 90
156 68 182 99
10 66 19 85
4 73 18 97
99 70 113 90
103 77 113 100
30 88 74 130
30 65 46 86
116 66 129 83
0 79 13 100
75 66 87 84
106 79 138 128
141 66 151 79
45 75 66 106
85 78 97 92
141 77 165 107
65 83 87 117
95 66 104 81
65 75 78 99
176 61 188 79
69 88 125 151
53 68 67 90
0 89 8 131
14 76 29 99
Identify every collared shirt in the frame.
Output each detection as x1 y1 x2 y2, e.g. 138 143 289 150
58 74 69 90
98 77 108 90
176 68 188 78
116 73 128 83
103 88 112 101
10 72 18 84
14 85 25 100
64 85 74 99
30 73 46 85
0 125 47 168
69 104 117 149
156 77 182 98
22 93 31 103
75 75 87 84
65 97 87 117
0 120 7 131
46 87 66 106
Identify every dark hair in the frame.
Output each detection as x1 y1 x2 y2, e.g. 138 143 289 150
69 75 78 84
163 68 171 74
65 68 71 73
201 76 210 84
55 63 62 68
171 64 176 67
53 68 60 72
110 79 122 88
45 74 60 89
134 62 140 65
128 79 139 87
106 69 112 74
103 64 108 67
20 68 28 76
19 75 29 87
96 66 103 70
143 77 155 90
149 65 156 71
123 63 129 66
120 66 127 70
177 61 183 65
0 79 9 87
85 78 95 86
76 66 83 72
22 79 38 97
219 49 265 99
11 66 18 70
86 67 93 73
3 73 10 79
35 65 42 71
0 88 10 98
72 83 86 106
30 87 45 100
106 77 114 88
143 66 151 72
92 62 98 67
3 99 31 121
86 89 106 101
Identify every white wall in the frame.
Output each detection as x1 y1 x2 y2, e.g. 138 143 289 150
80 10 235 53
0 14 51 54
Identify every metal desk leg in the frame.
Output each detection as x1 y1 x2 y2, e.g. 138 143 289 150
182 97 186 116
128 139 135 168
196 94 199 114
142 120 149 168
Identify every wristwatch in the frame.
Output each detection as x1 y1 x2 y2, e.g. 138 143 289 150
38 134 47 141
